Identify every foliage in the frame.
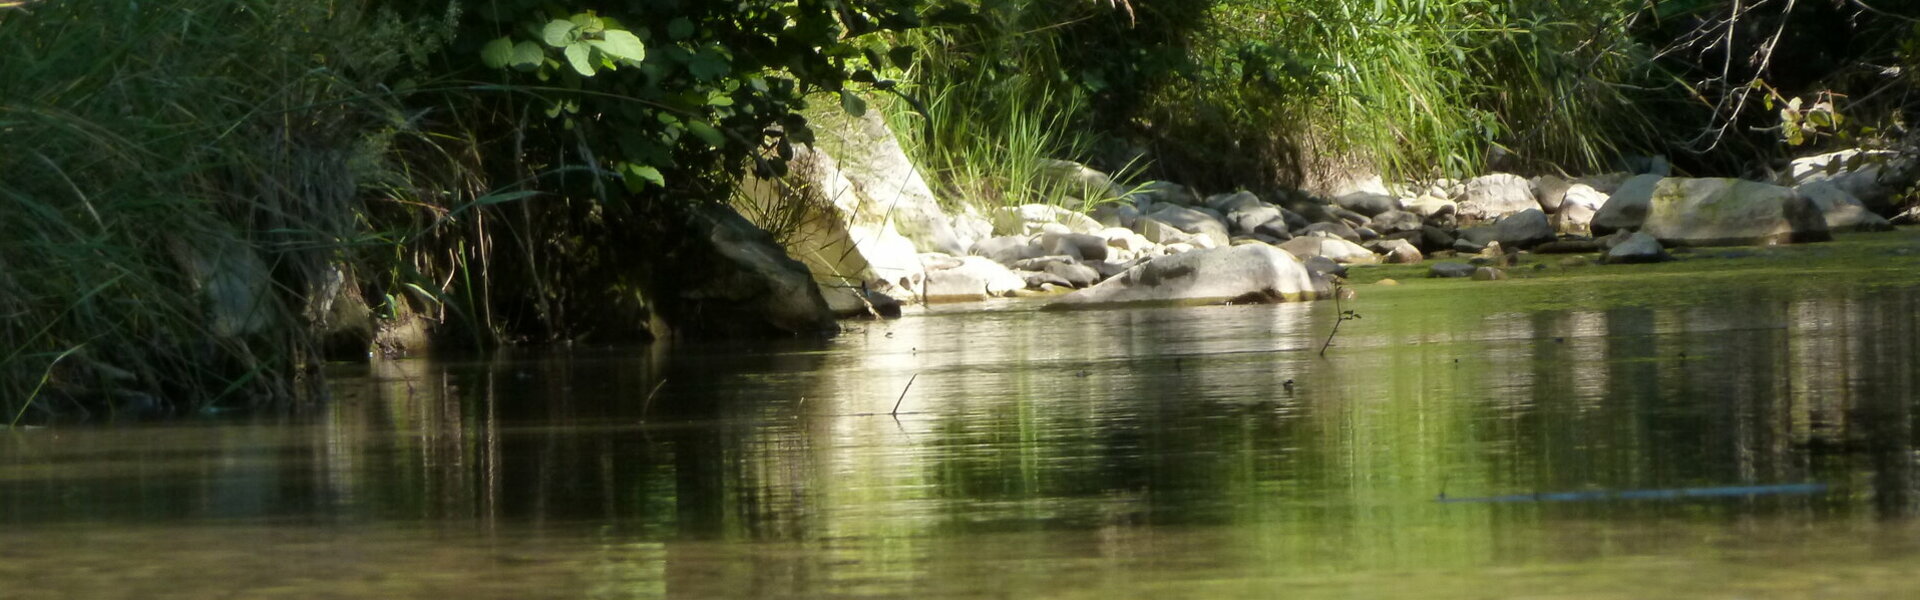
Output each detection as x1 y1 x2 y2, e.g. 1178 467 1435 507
0 0 465 418
0 0 932 421
896 0 1665 195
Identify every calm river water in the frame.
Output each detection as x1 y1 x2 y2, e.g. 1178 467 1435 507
6 240 1920 599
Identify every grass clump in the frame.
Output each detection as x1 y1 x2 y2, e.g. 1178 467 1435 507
0 0 465 419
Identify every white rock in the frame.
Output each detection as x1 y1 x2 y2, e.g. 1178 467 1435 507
1048 244 1325 308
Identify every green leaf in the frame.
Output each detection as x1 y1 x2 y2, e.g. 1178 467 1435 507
510 41 545 70
481 36 514 69
589 29 646 62
839 91 867 117
564 43 595 76
888 45 916 69
668 17 695 41
542 19 577 47
687 121 726 148
627 164 665 188
687 47 730 81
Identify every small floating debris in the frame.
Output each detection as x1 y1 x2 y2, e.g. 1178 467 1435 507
1437 482 1828 504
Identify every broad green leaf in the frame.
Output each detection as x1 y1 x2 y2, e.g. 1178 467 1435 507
687 121 726 148
510 41 545 70
569 12 603 32
542 19 577 47
668 17 695 41
481 36 514 69
590 29 645 62
839 91 867 117
687 49 730 81
564 43 595 76
627 164 665 187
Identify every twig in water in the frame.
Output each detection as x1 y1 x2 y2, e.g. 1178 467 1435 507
1319 282 1361 357
638 378 668 422
890 373 919 416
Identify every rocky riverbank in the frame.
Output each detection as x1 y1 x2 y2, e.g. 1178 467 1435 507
734 109 1916 322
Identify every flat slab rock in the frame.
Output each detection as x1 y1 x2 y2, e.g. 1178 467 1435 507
1047 244 1326 309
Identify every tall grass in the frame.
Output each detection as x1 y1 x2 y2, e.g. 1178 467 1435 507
895 0 1665 194
0 1 464 420
885 1 1123 211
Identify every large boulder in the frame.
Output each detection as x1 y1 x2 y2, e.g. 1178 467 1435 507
1590 174 1663 235
1279 236 1381 265
1798 180 1895 232
1492 208 1555 250
738 146 927 303
1639 178 1831 246
1779 148 1915 212
921 255 1027 302
1456 174 1539 222
805 104 967 254
674 204 839 336
1047 244 1325 308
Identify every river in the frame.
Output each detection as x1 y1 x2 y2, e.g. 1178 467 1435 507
5 234 1920 598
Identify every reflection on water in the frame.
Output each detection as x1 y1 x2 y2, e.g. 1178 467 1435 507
5 278 1920 598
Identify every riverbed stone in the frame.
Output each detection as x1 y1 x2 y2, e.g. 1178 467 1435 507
1280 236 1381 265
993 204 1103 236
1091 202 1142 229
1798 180 1895 232
1554 202 1596 235
1041 231 1110 262
1299 221 1361 243
1138 204 1231 247
1302 255 1347 280
1493 208 1555 250
1601 231 1672 264
1638 178 1831 246
1366 238 1424 264
1780 148 1915 212
1048 244 1325 308
1366 210 1423 234
1532 175 1573 213
1428 262 1476 278
971 236 1043 266
1227 204 1284 235
1457 174 1539 223
1405 195 1457 220
1043 261 1102 287
922 255 1027 302
1334 191 1401 217
1128 180 1203 208
1589 174 1663 235
676 204 839 336
1207 191 1266 214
